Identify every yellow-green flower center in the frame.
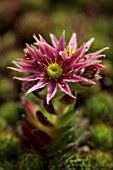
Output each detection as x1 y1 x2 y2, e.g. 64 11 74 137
47 63 63 79
66 47 75 56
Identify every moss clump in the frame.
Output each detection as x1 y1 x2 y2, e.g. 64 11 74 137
90 150 113 170
49 153 90 170
19 152 45 170
0 78 16 102
0 102 19 126
90 124 113 149
0 161 17 170
0 117 11 131
0 133 21 161
83 92 113 124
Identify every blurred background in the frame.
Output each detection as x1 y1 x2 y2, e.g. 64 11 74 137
0 0 113 125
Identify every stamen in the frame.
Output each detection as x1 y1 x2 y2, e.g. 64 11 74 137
46 63 63 79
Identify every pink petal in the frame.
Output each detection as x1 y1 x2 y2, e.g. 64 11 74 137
33 47 48 66
91 63 104 69
91 47 109 57
14 73 45 81
83 38 95 52
64 75 95 85
7 67 29 73
33 34 39 43
12 61 36 68
68 33 77 51
39 42 55 60
65 37 94 67
47 82 57 104
64 46 85 67
59 51 68 60
22 98 37 118
56 31 65 62
39 34 46 43
64 62 85 74
12 61 23 68
12 61 37 73
26 79 49 95
71 38 94 62
50 33 59 48
26 43 37 60
33 34 44 52
58 81 75 98
78 54 104 68
57 31 65 52
17 58 35 64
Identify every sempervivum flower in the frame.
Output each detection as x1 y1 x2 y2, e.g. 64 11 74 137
8 32 108 104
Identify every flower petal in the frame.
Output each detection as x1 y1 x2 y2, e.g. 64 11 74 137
7 67 29 73
26 79 49 95
68 33 77 51
33 47 48 66
50 33 59 48
47 82 57 104
64 46 84 68
22 98 37 118
33 35 48 54
33 34 39 42
65 37 94 67
83 37 95 52
59 51 68 60
14 73 45 81
64 75 95 85
58 81 75 98
57 31 65 52
16 58 35 64
56 31 65 62
40 42 55 59
12 61 38 73
26 43 37 60
64 62 85 74
39 34 46 43
91 63 104 69
91 47 109 57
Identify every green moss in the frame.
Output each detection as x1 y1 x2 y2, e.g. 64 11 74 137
49 153 90 170
19 152 45 170
0 102 19 126
90 150 113 170
0 117 11 131
90 124 113 149
83 92 113 124
0 133 21 161
0 161 17 170
0 78 16 101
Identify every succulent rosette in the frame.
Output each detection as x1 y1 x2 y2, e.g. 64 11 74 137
8 32 108 104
